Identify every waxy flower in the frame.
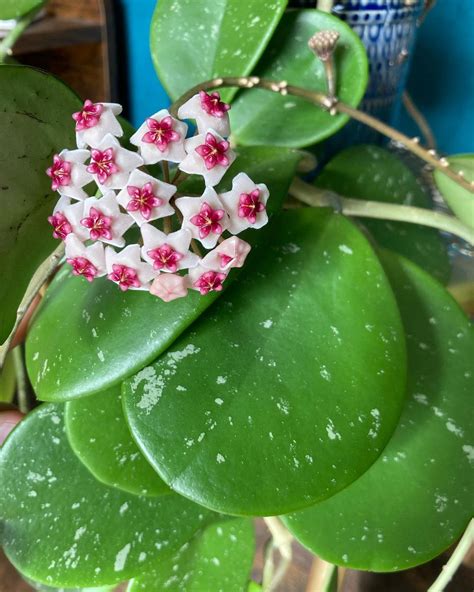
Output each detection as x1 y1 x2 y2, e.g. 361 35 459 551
116 169 175 226
48 211 72 241
150 274 188 302
105 244 156 291
201 236 251 271
219 172 269 234
175 187 229 249
178 129 236 187
178 91 230 137
130 109 187 164
141 224 199 272
49 196 89 241
188 265 227 295
87 134 143 191
73 101 123 148
65 192 134 247
47 149 92 200
65 234 106 282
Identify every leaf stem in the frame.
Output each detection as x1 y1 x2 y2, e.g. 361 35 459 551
402 91 436 151
263 517 294 592
170 77 473 194
317 0 334 13
428 519 474 592
289 177 474 245
0 5 42 63
12 346 28 413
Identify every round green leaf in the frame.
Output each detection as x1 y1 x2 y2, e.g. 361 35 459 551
24 578 113 592
0 404 217 588
434 154 474 229
25 147 301 402
0 0 45 19
282 252 474 571
0 348 16 403
128 518 255 592
65 386 169 497
230 10 368 147
0 65 81 343
151 0 288 102
122 209 406 516
316 145 450 283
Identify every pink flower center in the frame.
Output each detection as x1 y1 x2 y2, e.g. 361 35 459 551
72 100 103 132
67 256 98 282
142 116 180 152
81 207 113 241
219 253 233 268
87 148 119 184
126 182 163 219
190 202 225 239
147 244 183 272
46 155 72 191
195 133 230 170
108 264 141 291
48 212 72 240
194 271 226 295
238 189 266 224
199 91 231 118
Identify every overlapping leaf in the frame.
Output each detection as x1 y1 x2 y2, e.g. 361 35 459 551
434 154 474 229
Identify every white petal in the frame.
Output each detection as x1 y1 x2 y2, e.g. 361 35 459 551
90 135 144 192
201 236 251 271
187 263 228 292
81 191 134 247
58 199 89 241
130 109 188 164
56 148 93 201
76 104 124 149
178 93 230 136
140 224 199 271
64 234 106 276
219 172 269 234
105 244 156 290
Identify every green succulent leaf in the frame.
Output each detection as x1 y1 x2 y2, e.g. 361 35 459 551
230 10 368 147
0 0 45 19
24 577 113 592
150 0 288 102
434 154 474 229
315 145 450 283
0 404 218 587
128 519 255 592
122 209 406 516
0 65 81 344
25 146 301 402
0 349 16 403
65 385 169 497
282 251 474 571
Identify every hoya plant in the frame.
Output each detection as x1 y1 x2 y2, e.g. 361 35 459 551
0 1 473 591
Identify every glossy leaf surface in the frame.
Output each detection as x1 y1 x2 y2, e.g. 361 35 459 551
434 154 474 229
283 252 474 571
316 145 450 283
0 0 45 19
151 0 288 102
123 209 406 516
128 519 255 591
0 404 216 587
0 65 81 343
65 386 169 497
25 147 301 402
230 10 368 147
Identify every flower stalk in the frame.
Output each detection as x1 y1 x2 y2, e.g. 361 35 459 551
0 5 42 63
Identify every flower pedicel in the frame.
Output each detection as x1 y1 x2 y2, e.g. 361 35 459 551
47 92 270 302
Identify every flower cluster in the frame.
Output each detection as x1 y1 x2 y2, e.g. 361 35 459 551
47 91 269 301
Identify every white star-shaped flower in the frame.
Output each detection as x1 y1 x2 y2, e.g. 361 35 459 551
177 91 230 137
175 187 229 249
66 191 134 247
74 101 123 149
46 149 93 201
178 129 236 187
116 169 176 227
187 264 228 295
64 234 107 281
87 134 143 192
130 109 187 164
219 172 269 234
150 274 188 302
200 237 252 271
141 223 199 273
105 244 156 291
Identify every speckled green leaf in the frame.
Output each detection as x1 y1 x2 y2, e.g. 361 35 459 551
230 10 368 147
128 519 255 592
0 0 45 19
122 209 406 516
0 65 81 343
24 577 113 592
282 251 474 571
25 147 301 402
0 404 218 587
316 145 450 283
65 386 169 497
151 0 288 102
434 154 474 229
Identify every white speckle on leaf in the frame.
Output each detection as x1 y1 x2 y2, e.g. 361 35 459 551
216 453 225 464
339 244 353 255
97 349 105 362
320 365 331 382
260 319 273 329
119 502 129 515
413 393 428 405
114 543 131 572
215 398 224 406
462 444 474 463
326 419 341 441
216 375 227 384
446 420 464 438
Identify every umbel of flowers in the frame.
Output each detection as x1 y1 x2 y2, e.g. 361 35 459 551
47 92 269 302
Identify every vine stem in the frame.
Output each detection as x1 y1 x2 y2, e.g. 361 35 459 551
290 177 474 245
262 517 294 592
428 519 474 592
169 76 473 193
402 91 436 150
317 0 334 12
12 346 28 413
0 5 42 62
